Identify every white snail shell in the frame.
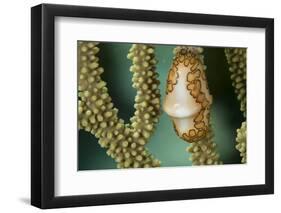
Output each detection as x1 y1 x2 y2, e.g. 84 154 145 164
163 47 213 143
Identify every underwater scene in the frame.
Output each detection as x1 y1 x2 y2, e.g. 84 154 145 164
78 41 246 170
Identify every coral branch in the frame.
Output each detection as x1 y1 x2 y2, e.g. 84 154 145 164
224 48 247 117
225 48 247 163
127 44 161 136
78 41 161 168
187 126 222 165
235 121 247 163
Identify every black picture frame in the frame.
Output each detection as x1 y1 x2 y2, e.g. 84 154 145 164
31 3 274 209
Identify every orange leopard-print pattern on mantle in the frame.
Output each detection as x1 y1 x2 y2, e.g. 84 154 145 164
167 48 211 143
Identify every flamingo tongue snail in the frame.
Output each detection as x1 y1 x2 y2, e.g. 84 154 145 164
163 47 213 143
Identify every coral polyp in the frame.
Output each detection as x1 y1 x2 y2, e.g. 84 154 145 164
78 41 161 168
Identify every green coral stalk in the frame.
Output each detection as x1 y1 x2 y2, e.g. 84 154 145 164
187 126 222 165
225 48 247 163
78 41 161 168
224 48 247 117
235 122 247 163
127 44 161 135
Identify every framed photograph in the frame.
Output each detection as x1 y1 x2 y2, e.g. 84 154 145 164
31 3 274 209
